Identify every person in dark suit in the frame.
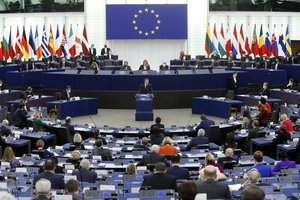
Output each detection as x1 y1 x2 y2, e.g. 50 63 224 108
89 44 97 57
272 125 291 145
36 139 54 159
65 179 82 200
159 61 169 71
91 139 112 161
139 78 153 94
61 85 72 100
0 119 12 137
60 57 67 68
150 117 164 133
12 53 21 64
217 148 236 169
240 51 248 62
137 145 170 167
32 178 52 200
139 59 150 71
259 82 270 97
287 78 297 90
244 120 261 153
0 79 5 91
13 103 28 129
195 165 232 199
141 162 177 191
93 129 107 145
185 128 209 151
227 50 236 61
62 116 76 138
242 185 265 200
38 157 64 174
121 61 132 72
150 126 164 146
228 71 238 93
166 154 190 180
273 58 280 70
33 159 65 189
195 114 215 135
133 137 150 151
72 159 97 183
27 58 35 70
282 53 292 64
100 44 109 57
25 86 35 99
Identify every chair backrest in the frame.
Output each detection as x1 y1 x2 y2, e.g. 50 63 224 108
222 160 238 169
208 125 222 145
257 131 266 138
194 144 210 150
56 127 72 145
226 90 235 100
270 111 279 123
32 150 44 159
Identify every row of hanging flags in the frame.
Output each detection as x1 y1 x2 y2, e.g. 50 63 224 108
0 24 90 61
205 23 292 58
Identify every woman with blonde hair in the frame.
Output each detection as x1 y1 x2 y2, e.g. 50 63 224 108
2 147 21 168
126 163 137 175
66 150 81 169
32 111 48 131
199 153 227 181
280 114 294 133
69 133 85 150
158 136 179 155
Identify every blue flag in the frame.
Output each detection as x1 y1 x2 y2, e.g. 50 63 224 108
106 4 187 39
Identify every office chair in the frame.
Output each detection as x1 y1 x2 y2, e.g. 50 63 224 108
194 144 210 150
55 127 71 145
270 111 279 123
257 131 266 138
31 150 44 159
208 125 222 146
49 92 62 118
222 160 238 169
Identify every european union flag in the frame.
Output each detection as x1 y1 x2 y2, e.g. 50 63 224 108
106 4 187 39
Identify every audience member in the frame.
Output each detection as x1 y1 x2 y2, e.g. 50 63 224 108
259 97 271 113
93 129 107 145
223 132 238 151
33 159 65 189
137 145 170 167
32 111 48 131
150 126 164 145
280 114 294 133
241 185 265 200
2 147 21 168
259 82 270 97
62 85 72 100
0 191 16 200
92 139 112 161
244 120 261 152
0 79 4 91
178 181 197 200
36 139 54 159
13 103 28 129
121 61 132 71
141 162 177 191
217 148 236 169
185 128 209 151
158 136 179 155
194 114 215 135
25 86 35 98
243 168 270 187
150 117 165 133
242 110 252 129
69 133 85 150
199 153 226 180
62 116 76 137
0 119 12 137
139 59 150 71
249 151 272 177
257 104 269 126
126 163 137 175
287 78 297 90
100 44 109 57
38 157 64 174
273 125 291 145
159 61 169 71
133 137 150 151
66 150 81 169
65 179 82 200
33 179 52 200
272 151 296 172
72 159 97 183
195 165 231 199
166 154 190 180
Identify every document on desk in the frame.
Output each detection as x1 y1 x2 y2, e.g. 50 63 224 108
228 184 242 191
75 127 90 132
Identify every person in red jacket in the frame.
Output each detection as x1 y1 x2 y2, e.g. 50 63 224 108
259 97 271 113
280 114 294 133
257 104 269 126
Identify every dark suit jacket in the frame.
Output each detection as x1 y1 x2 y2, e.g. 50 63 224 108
0 84 5 91
32 195 51 200
139 84 153 94
273 130 291 145
195 179 232 199
92 147 112 161
61 91 72 100
195 119 215 134
100 47 109 56
228 76 237 92
137 152 170 167
122 65 132 71
217 156 235 168
33 171 65 189
139 65 150 71
62 123 76 137
150 123 165 133
141 172 177 191
90 47 97 56
13 108 28 128
39 165 64 174
185 136 209 151
72 168 97 183
159 64 169 71
0 125 12 137
133 143 150 151
287 83 297 90
259 88 270 97
166 165 190 180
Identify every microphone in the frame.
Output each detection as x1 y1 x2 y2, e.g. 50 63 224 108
88 116 97 128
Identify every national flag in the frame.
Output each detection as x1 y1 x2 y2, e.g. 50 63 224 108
232 24 239 56
284 25 292 56
68 24 76 57
258 24 265 57
271 25 278 57
41 26 50 58
251 24 259 57
278 24 286 56
2 27 10 60
8 26 15 59
28 25 36 58
15 26 23 58
61 25 68 57
212 23 219 53
35 25 42 59
239 24 245 55
21 26 30 60
48 25 55 55
81 24 89 55
225 23 232 55
245 24 252 55
218 23 226 57
205 23 213 56
0 42 3 60
75 25 82 55
55 25 62 57
265 25 272 57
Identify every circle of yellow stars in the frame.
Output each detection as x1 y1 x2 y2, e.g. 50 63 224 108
132 8 161 36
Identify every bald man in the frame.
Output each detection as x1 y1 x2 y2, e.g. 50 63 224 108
195 165 231 199
217 148 236 169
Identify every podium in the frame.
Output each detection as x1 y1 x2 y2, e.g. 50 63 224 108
135 94 154 121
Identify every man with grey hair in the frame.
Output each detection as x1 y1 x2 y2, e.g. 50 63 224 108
243 168 270 187
72 159 97 183
0 192 16 200
217 147 236 169
141 162 177 191
195 165 231 199
0 119 12 137
33 178 52 200
185 128 209 151
137 145 170 167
